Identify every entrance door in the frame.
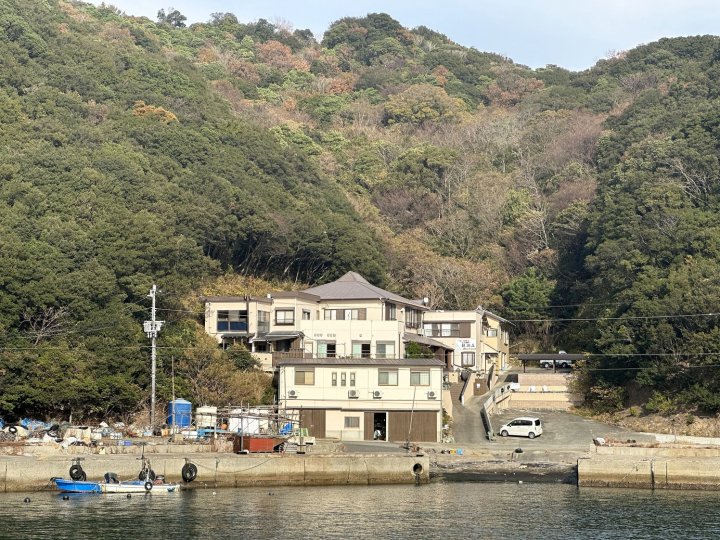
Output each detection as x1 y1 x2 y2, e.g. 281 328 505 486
373 412 387 441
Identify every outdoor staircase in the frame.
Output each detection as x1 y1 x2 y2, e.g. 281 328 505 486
448 381 466 403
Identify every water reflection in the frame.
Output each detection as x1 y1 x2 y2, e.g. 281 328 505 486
2 483 720 539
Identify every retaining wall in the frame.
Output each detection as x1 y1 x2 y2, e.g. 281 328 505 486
0 452 430 493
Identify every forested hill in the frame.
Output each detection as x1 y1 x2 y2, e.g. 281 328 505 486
1 0 719 418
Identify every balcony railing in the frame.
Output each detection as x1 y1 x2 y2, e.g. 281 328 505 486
272 349 312 366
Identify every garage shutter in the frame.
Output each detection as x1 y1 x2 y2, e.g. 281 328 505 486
388 411 438 442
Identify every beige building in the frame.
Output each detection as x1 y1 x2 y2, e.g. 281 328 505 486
423 308 510 375
203 272 511 442
204 272 453 372
277 357 444 442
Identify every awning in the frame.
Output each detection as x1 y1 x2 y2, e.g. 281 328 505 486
251 331 304 343
403 333 454 350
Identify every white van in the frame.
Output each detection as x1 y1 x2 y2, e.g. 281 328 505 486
499 417 543 439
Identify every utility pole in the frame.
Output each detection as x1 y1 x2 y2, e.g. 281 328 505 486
143 285 164 430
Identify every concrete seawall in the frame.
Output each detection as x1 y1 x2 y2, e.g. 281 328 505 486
0 453 430 493
579 450 720 490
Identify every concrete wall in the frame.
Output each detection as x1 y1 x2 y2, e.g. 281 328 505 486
0 452 430 493
578 456 720 490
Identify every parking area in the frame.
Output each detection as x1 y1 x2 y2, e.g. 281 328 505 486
487 409 655 451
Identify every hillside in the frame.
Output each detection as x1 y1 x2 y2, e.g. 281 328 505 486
1 0 719 419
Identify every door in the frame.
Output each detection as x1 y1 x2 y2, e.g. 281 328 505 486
299 409 326 438
373 412 387 441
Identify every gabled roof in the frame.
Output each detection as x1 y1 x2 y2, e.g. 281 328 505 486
476 306 512 325
302 272 426 308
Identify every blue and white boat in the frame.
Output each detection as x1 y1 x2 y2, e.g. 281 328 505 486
53 478 102 493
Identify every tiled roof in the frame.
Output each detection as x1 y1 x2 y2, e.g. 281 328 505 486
302 272 426 308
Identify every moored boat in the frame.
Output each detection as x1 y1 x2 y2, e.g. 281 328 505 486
53 477 102 493
102 479 180 493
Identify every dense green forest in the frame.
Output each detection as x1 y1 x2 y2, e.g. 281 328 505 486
0 0 719 420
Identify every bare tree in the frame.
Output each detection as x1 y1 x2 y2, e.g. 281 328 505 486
21 306 69 345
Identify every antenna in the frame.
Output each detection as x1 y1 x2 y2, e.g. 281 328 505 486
144 284 164 430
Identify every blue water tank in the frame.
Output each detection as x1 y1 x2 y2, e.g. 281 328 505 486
167 399 192 428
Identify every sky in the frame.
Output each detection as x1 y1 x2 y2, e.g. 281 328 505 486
89 1 720 71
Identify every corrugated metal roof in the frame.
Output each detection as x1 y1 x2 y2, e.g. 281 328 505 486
403 333 454 350
302 272 426 308
252 331 303 342
276 357 445 367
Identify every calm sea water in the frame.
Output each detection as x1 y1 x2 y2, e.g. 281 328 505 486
1 482 720 539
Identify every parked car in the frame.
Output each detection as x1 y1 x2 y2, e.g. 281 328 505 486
540 352 573 369
499 417 543 439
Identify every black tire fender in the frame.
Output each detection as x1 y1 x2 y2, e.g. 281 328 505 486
69 464 86 481
181 463 198 483
144 481 153 492
8 426 17 434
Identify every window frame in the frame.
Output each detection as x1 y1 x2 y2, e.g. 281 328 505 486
294 368 315 385
275 309 295 325
378 369 398 386
461 352 476 367
410 370 430 386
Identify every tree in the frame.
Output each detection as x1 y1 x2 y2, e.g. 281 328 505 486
157 8 187 28
384 84 465 126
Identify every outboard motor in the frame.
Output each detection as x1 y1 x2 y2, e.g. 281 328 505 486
104 472 119 484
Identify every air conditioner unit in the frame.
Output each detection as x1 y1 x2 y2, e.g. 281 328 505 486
427 390 437 399
288 389 298 398
348 389 359 399
372 390 383 399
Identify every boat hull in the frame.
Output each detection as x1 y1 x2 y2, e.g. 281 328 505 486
102 481 179 493
53 478 102 493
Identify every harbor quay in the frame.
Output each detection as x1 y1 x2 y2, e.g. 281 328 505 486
0 449 430 492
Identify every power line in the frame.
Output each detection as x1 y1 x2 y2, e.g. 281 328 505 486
507 312 719 323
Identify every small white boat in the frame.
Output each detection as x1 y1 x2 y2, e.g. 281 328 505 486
101 480 180 494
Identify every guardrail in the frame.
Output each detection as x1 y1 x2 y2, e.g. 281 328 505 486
481 383 513 441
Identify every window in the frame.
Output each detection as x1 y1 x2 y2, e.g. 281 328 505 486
318 342 336 358
352 342 371 358
275 309 294 325
302 309 311 320
378 370 398 386
461 352 476 367
344 416 360 429
385 303 397 321
257 310 270 333
405 308 421 329
424 323 460 337
324 308 366 320
410 370 430 386
341 372 347 386
350 372 356 387
294 368 314 385
331 372 337 386
486 328 498 337
217 310 248 332
376 342 395 359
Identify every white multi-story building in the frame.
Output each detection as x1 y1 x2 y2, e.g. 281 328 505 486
203 272 510 442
